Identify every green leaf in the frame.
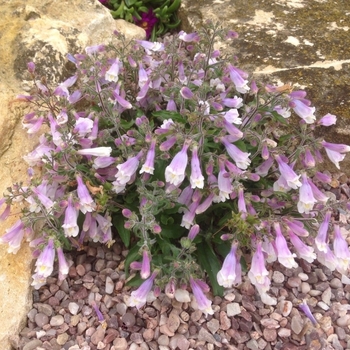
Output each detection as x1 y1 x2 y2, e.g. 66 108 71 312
152 110 186 124
160 223 186 239
270 111 288 125
125 274 143 287
196 241 224 296
113 215 131 248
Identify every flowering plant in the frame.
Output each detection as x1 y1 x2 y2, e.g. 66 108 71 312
101 0 181 39
2 22 350 314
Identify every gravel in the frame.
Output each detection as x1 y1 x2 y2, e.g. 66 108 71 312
11 173 350 350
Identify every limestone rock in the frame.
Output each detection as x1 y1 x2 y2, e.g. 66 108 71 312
0 1 145 350
179 0 350 173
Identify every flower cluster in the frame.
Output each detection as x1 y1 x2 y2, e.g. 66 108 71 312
2 23 350 313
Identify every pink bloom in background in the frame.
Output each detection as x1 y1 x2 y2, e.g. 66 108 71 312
105 58 121 83
134 9 158 39
275 155 301 189
128 271 158 309
190 277 214 316
321 141 350 169
227 64 250 93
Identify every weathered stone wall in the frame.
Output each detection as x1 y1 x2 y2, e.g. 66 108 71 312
0 1 145 349
178 0 350 173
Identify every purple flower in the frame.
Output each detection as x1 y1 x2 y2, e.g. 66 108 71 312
178 31 200 42
188 224 200 240
217 242 239 288
275 155 301 189
333 224 350 274
140 139 156 175
128 271 158 309
76 175 96 214
116 152 143 184
57 246 70 280
274 222 298 269
221 137 251 170
288 229 316 263
62 195 79 237
321 141 350 169
54 75 77 98
248 241 270 293
303 149 315 168
297 173 317 214
237 187 247 214
165 278 176 299
289 99 316 124
141 250 151 279
318 113 337 126
93 156 115 169
315 211 331 253
190 146 204 189
195 193 215 214
217 160 233 202
180 87 194 99
160 136 177 151
90 300 105 323
299 300 318 325
105 58 121 83
255 157 274 177
227 64 250 93
77 147 112 157
190 277 213 316
307 178 329 204
165 142 189 186
0 219 25 253
34 238 55 278
181 200 200 229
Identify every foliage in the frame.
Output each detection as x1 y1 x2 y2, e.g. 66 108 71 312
2 22 350 313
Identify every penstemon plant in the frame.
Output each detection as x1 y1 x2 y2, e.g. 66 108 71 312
2 22 350 315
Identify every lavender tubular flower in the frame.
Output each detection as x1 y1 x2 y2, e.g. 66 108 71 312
275 155 301 189
299 300 318 325
165 142 189 186
35 238 55 278
315 211 331 253
141 250 151 279
77 147 112 157
128 271 158 309
274 222 298 269
190 146 204 189
140 140 156 175
0 219 25 254
333 224 350 274
217 242 239 288
297 173 317 214
221 137 251 170
190 278 214 316
57 246 70 280
76 175 96 213
62 195 79 237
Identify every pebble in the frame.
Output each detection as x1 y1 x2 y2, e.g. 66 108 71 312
263 328 277 342
91 327 106 345
207 319 220 334
298 272 309 281
246 339 259 350
105 276 114 294
226 302 241 317
278 328 291 337
113 337 128 350
22 339 43 350
50 314 64 326
34 313 49 327
278 300 293 317
68 302 80 315
158 334 169 346
321 287 332 305
290 315 303 334
336 314 350 327
286 277 301 288
272 271 285 284
198 328 217 344
57 332 69 345
301 282 311 294
36 303 53 316
330 278 343 289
